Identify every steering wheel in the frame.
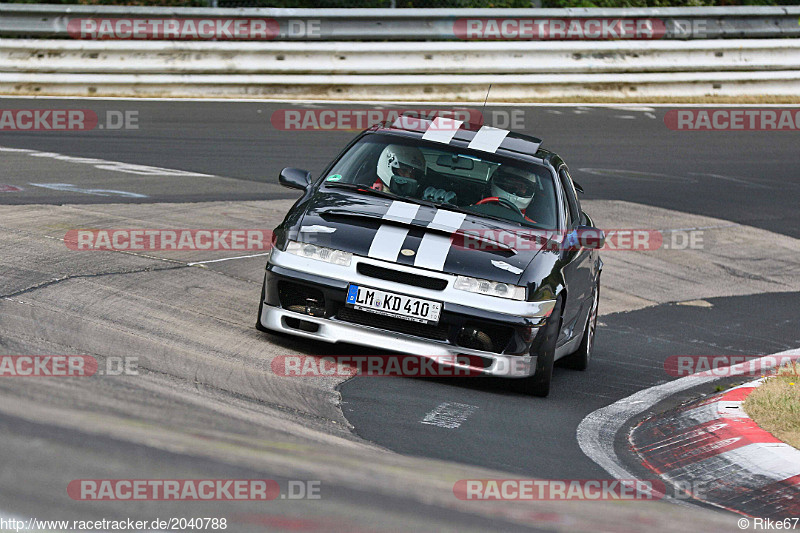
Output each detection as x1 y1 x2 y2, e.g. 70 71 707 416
474 196 525 218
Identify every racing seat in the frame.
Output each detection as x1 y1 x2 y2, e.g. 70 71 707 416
523 186 556 228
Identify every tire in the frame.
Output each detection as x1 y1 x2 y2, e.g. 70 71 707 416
563 281 599 371
255 274 270 332
512 296 563 397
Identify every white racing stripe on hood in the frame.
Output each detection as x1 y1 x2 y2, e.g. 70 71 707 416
414 210 468 271
414 233 454 271
366 200 421 262
426 210 467 233
368 225 411 262
383 201 420 224
468 126 509 153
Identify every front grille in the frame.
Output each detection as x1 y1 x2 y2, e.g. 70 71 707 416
278 281 325 311
357 263 448 291
337 307 449 341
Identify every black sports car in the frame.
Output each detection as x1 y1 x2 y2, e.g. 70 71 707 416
257 116 604 396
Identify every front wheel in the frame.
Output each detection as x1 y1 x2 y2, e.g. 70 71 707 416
512 296 563 397
563 281 599 371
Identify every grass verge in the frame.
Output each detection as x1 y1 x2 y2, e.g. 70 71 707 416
742 362 800 450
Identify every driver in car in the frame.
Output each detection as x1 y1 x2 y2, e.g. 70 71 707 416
372 144 426 194
483 165 538 222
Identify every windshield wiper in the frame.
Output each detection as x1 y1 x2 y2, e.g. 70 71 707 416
323 181 401 201
428 201 524 227
324 182 538 250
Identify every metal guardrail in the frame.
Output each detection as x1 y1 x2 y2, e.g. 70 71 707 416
3 39 799 74
1 5 798 99
3 70 798 100
1 38 798 99
1 4 799 40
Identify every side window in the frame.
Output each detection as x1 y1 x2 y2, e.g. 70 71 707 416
558 168 580 229
560 186 572 229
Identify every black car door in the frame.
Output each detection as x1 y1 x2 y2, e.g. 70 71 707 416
557 167 594 347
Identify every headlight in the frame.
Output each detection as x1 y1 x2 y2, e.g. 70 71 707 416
285 240 352 267
454 275 526 301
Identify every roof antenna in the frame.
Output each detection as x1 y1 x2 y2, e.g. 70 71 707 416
480 84 492 126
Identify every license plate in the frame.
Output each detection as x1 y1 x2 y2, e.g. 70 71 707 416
346 284 442 325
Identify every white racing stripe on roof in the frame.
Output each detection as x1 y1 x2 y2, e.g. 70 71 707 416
421 117 463 145
468 126 510 153
368 225 410 262
383 201 420 224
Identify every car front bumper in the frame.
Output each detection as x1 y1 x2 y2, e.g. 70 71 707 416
260 304 537 377
259 248 558 378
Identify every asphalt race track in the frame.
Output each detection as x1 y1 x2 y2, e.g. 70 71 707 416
1 97 799 532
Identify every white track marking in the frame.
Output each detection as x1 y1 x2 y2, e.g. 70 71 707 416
29 182 148 198
187 252 272 266
1 145 213 177
577 168 695 183
421 402 478 429
687 171 771 189
577 348 800 500
656 223 739 233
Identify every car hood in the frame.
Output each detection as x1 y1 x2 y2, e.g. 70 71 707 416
295 189 550 285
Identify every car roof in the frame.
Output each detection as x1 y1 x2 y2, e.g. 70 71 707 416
366 116 558 165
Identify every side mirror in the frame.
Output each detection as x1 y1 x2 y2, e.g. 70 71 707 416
577 226 605 249
279 167 312 190
572 180 585 194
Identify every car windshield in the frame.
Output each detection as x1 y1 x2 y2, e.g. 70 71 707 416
321 133 558 229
